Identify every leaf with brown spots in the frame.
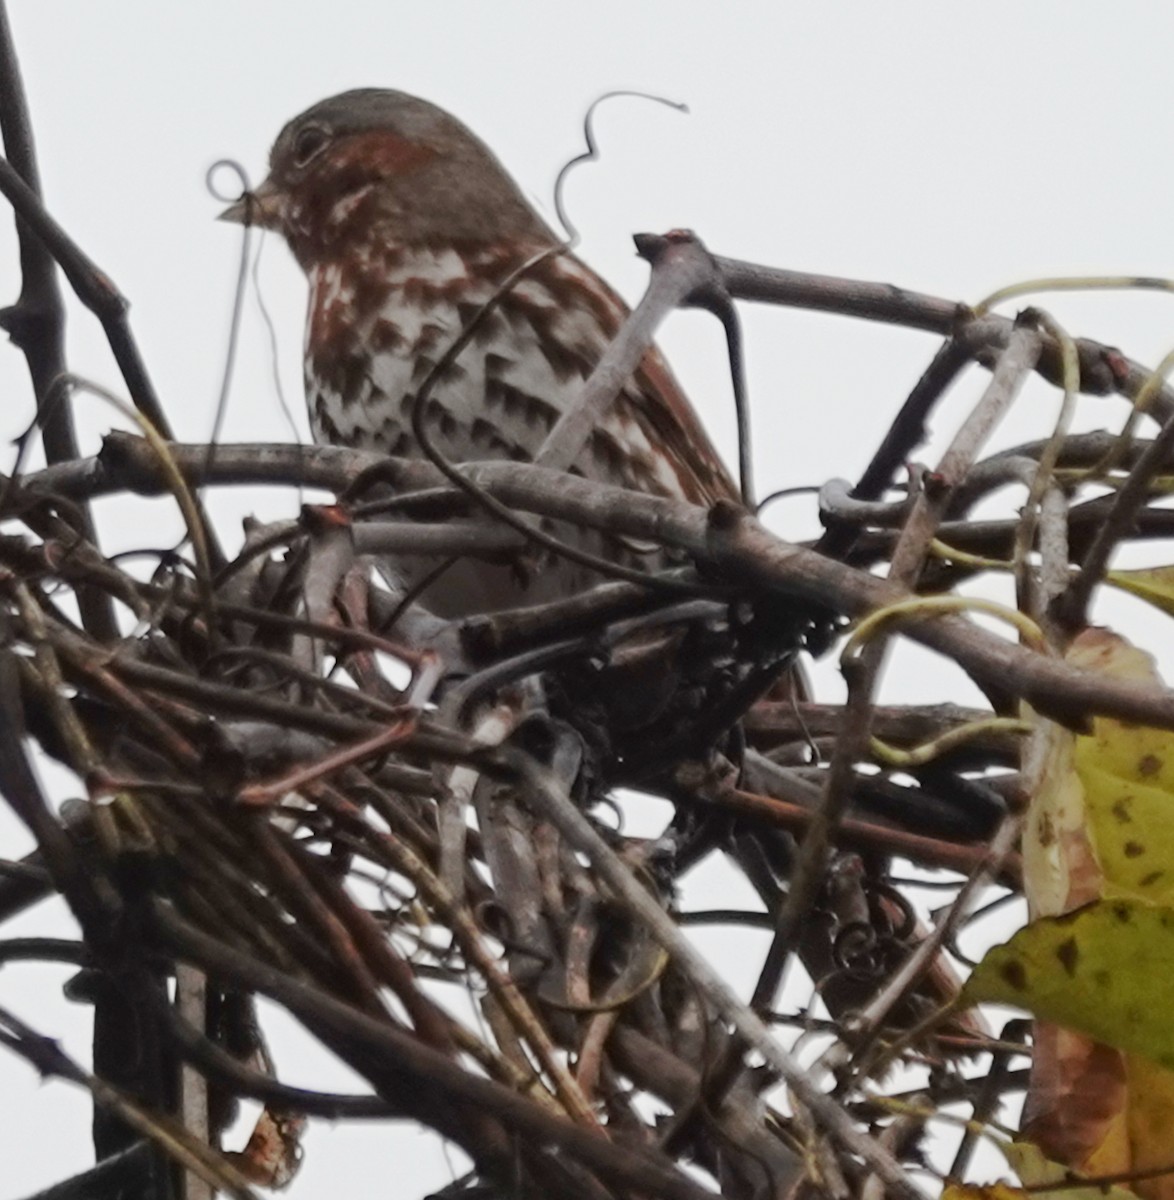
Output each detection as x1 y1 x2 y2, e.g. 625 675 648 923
1081 766 1174 902
1067 633 1174 904
966 899 1174 1070
1069 630 1174 803
1014 629 1174 1198
1019 629 1174 906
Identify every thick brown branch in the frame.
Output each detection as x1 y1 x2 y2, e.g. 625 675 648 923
42 435 1174 732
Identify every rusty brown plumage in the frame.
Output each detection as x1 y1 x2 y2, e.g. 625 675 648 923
223 88 737 614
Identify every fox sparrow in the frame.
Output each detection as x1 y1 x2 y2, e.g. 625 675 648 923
220 88 742 617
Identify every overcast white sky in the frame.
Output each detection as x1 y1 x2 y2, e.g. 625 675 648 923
5 3 1174 1196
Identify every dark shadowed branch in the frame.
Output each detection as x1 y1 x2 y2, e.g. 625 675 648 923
5 89 1174 1195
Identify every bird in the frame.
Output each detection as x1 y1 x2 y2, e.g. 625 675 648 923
219 88 741 619
214 93 976 1091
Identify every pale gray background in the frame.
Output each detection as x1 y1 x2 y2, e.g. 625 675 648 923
3 3 1174 1194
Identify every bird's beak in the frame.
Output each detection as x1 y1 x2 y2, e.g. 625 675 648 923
218 176 284 230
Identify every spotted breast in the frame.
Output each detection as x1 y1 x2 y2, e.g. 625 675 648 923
222 88 737 616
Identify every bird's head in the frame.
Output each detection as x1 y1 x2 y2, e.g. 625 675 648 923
219 88 549 267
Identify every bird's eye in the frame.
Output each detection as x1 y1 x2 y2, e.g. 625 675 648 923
292 125 329 168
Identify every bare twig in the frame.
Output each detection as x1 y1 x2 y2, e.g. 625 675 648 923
0 4 114 639
0 1003 261 1200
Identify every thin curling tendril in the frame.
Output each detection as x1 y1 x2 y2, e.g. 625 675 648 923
973 273 1174 316
553 90 688 249
842 594 1048 664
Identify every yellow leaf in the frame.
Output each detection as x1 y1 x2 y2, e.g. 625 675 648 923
1022 716 1099 916
1080 765 1174 903
1118 1055 1174 1198
1014 629 1174 1196
1108 565 1174 620
1004 1140 1142 1199
1023 628 1174 909
966 899 1174 1069
1070 631 1174 803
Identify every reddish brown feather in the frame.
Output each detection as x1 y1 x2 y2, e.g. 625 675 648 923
255 95 742 611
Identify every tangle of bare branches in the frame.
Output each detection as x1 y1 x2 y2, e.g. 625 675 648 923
11 18 1174 1200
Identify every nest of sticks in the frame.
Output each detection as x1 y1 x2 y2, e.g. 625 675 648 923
7 59 1174 1200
